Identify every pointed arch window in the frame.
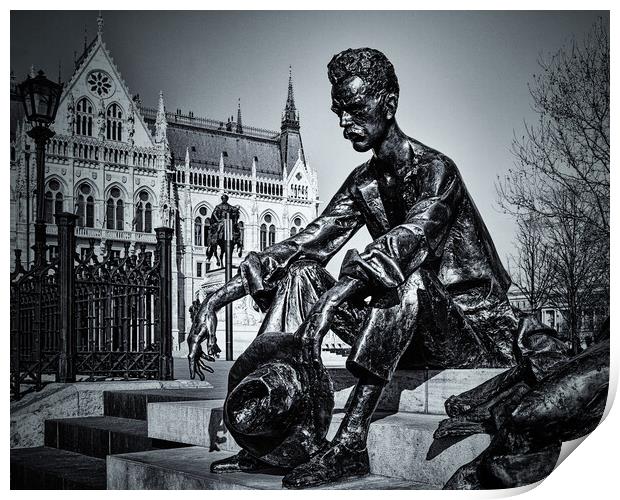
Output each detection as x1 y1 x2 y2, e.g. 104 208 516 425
238 221 244 247
44 192 54 224
76 97 94 137
106 103 123 141
195 206 210 246
290 216 304 237
44 181 65 222
43 178 63 223
134 191 153 233
260 214 275 250
194 217 202 246
76 183 95 227
260 223 267 251
106 187 124 230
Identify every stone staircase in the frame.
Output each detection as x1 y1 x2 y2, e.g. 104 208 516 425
11 367 505 489
108 368 504 490
10 387 220 489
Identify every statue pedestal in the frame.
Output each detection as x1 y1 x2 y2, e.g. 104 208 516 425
108 368 505 489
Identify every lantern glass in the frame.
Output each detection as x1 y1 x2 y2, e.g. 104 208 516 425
18 70 63 127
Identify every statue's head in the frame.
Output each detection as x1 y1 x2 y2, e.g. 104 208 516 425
221 194 229 203
328 48 399 152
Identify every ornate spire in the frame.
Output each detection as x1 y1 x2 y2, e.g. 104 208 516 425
236 98 243 134
185 147 190 169
97 11 104 39
155 90 168 147
29 65 36 78
286 66 296 112
281 66 299 131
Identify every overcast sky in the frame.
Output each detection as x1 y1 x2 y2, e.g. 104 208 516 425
11 10 608 274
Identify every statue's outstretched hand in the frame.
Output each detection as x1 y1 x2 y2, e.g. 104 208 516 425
188 300 220 380
295 277 365 369
296 294 337 369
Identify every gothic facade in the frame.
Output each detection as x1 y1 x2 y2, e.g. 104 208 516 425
9 16 320 357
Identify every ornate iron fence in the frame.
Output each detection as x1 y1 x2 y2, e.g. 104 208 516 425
10 213 174 400
74 240 161 379
10 251 61 396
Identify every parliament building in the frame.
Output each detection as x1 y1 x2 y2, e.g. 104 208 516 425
9 15 320 357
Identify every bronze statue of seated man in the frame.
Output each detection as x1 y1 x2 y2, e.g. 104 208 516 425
188 47 564 489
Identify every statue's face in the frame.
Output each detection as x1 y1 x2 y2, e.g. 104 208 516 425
331 76 391 152
221 195 229 203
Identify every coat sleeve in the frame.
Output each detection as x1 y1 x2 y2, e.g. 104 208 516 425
339 158 463 290
238 168 366 303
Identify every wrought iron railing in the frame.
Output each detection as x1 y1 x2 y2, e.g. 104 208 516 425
10 252 61 396
74 240 161 379
10 213 174 400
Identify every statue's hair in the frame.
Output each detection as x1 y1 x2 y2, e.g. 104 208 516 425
327 48 399 97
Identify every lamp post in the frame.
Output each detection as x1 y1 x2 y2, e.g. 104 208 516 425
17 70 63 266
24 144 31 267
224 213 234 361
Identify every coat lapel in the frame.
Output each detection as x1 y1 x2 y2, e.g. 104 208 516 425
357 174 391 235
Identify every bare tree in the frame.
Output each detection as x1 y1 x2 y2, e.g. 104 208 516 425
498 18 609 242
544 188 608 355
508 214 554 314
498 18 610 353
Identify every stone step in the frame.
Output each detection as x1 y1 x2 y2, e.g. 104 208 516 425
332 410 489 486
11 446 106 490
44 416 188 459
148 399 238 453
107 447 428 490
331 368 505 414
104 388 226 420
11 379 213 449
147 399 490 487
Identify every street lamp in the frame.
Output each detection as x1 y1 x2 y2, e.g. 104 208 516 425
17 70 63 266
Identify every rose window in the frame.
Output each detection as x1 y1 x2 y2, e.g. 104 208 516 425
87 70 114 97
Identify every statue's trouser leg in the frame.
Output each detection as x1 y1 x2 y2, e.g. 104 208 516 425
332 381 384 449
347 266 526 384
282 268 433 488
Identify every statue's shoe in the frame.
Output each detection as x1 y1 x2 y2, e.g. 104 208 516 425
210 450 267 474
281 441 370 489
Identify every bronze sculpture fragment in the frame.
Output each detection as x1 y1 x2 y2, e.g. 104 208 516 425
440 319 609 489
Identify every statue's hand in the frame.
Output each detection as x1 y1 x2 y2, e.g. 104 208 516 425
188 338 214 381
296 293 338 368
188 300 219 380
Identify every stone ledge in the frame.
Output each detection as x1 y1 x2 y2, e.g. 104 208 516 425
330 411 490 486
147 399 490 486
332 368 505 414
148 399 239 452
107 447 428 490
10 379 213 449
